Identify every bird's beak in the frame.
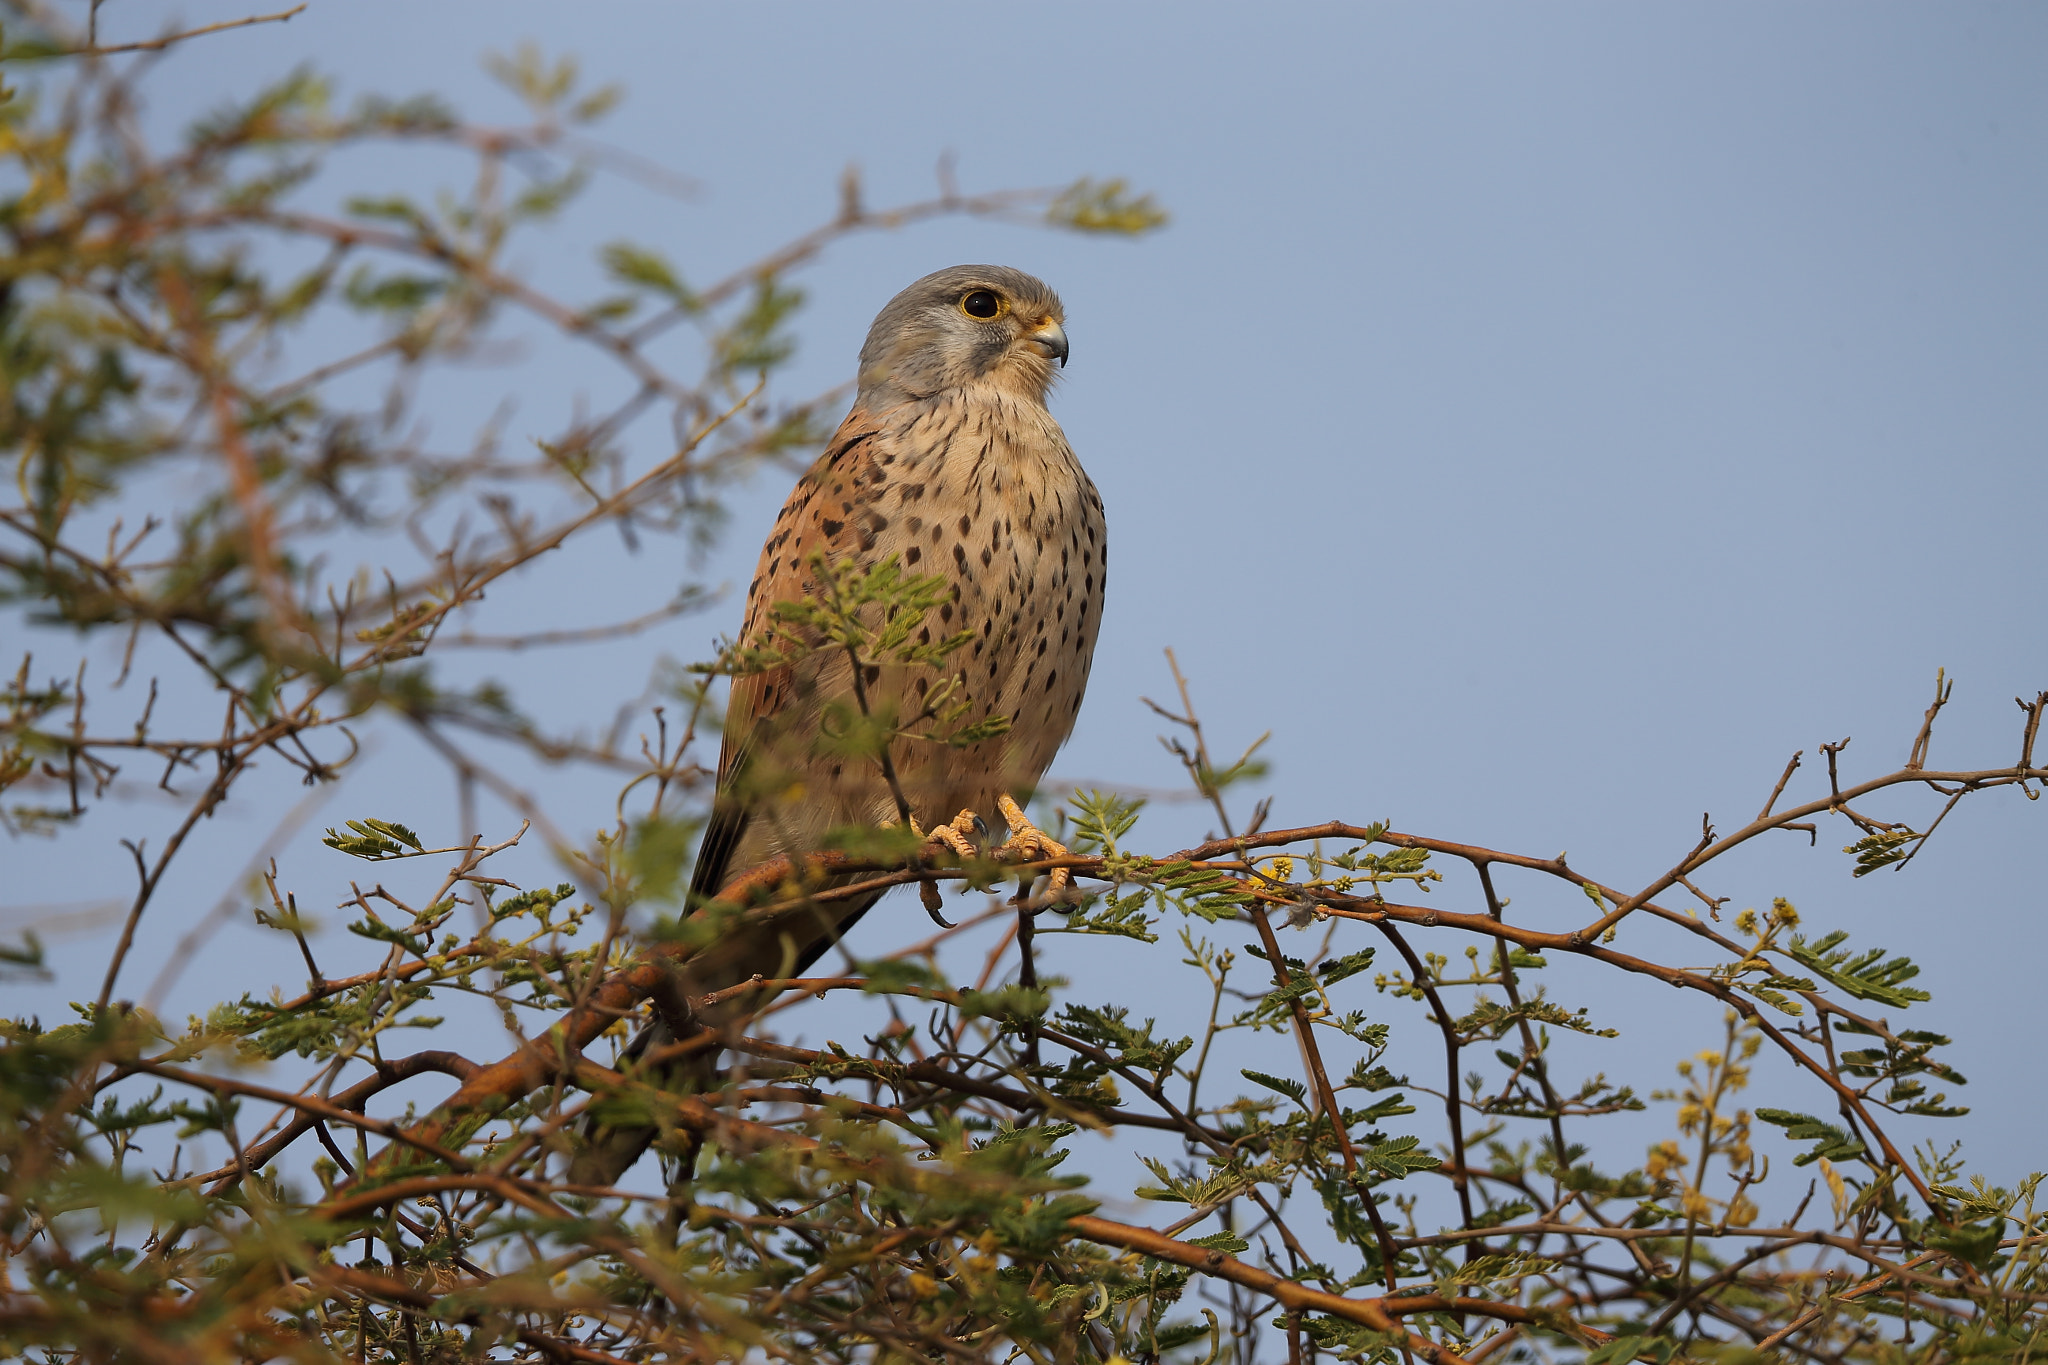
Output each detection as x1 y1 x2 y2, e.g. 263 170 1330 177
1027 319 1070 368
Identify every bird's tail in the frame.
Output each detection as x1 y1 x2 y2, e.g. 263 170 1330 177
565 882 890 1199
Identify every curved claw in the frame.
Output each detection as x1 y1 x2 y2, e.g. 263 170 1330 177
903 810 981 927
919 878 955 929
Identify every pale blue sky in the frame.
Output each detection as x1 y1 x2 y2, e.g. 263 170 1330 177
11 2 2047 1197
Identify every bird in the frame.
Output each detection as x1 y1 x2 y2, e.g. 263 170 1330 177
569 264 1106 1190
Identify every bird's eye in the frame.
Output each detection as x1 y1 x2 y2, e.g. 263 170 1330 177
959 289 1004 320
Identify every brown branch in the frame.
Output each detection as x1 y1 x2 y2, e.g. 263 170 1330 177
722 1034 1199 1138
122 1063 479 1181
1374 921 1480 1244
1067 1214 1600 1362
623 183 1074 348
95 749 252 1011
312 1263 645 1365
42 4 308 56
181 1050 476 1192
2018 692 2047 773
1301 893 1941 1209
300 756 2048 1250
1755 1250 1950 1351
440 591 711 651
1906 670 1953 771
157 268 302 643
1568 758 2044 942
139 781 342 1012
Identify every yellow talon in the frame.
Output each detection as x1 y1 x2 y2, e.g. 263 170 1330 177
885 809 980 860
915 808 981 860
995 794 1072 896
887 809 983 923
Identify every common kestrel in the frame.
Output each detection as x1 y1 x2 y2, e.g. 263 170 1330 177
571 265 1105 1186
683 263 1104 986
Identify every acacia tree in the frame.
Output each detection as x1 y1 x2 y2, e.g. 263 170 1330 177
4 9 2047 1363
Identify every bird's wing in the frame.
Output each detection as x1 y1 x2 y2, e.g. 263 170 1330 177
576 409 892 1189
687 404 888 906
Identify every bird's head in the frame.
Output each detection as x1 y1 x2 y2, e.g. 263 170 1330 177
856 265 1069 408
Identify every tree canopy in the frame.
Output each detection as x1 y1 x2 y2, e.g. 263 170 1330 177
4 8 2046 1363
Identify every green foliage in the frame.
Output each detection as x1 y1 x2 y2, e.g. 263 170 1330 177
1754 1108 1869 1166
1 929 44 976
704 550 1017 762
1059 1003 1192 1080
715 274 804 376
1846 827 1922 876
1787 929 1932 1009
1042 883 1160 941
1450 993 1619 1043
1242 1066 1310 1107
1300 832 1444 897
1046 176 1170 234
484 42 620 123
320 816 424 859
1068 787 1145 855
1354 1133 1440 1180
1587 1332 1680 1365
1438 1251 1559 1288
1837 1016 1969 1117
601 240 700 309
624 814 703 902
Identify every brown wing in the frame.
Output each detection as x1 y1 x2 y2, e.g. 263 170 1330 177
687 404 887 906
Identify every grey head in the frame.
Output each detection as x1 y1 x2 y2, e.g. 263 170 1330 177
856 265 1069 409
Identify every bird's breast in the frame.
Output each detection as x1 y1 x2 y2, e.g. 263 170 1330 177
857 390 1107 813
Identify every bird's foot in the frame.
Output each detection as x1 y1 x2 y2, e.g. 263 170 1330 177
892 809 988 926
908 809 987 862
995 794 1074 899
